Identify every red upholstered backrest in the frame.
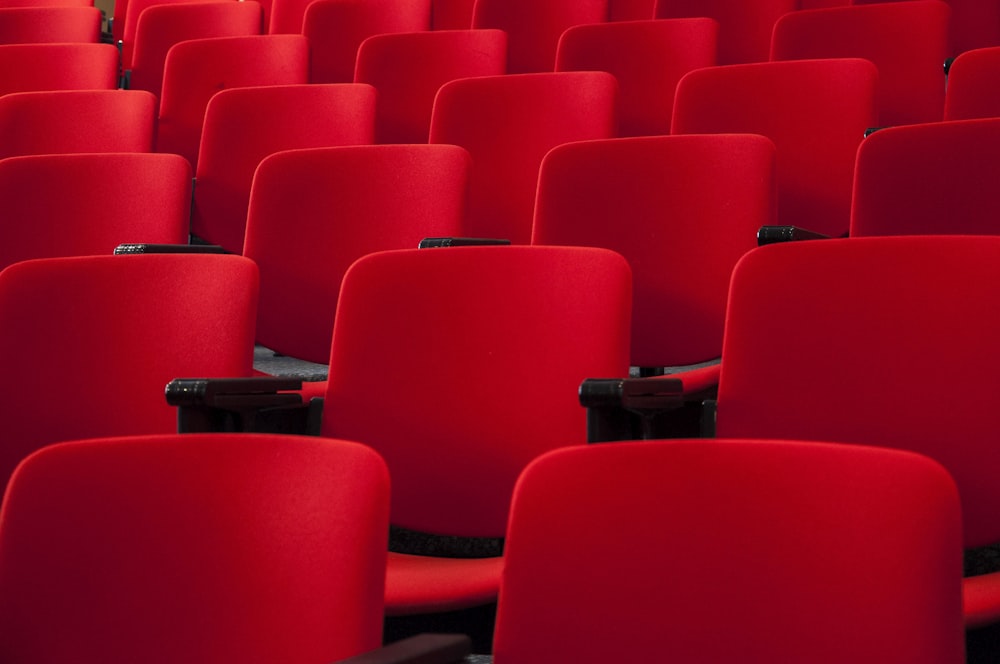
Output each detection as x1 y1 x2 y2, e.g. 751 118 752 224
944 46 1000 120
0 43 119 95
120 0 241 69
0 89 155 159
0 153 191 269
157 34 309 168
0 433 389 663
128 1 263 100
655 0 798 64
472 0 609 73
0 5 101 43
355 29 508 144
494 439 964 664
244 144 470 364
0 254 258 496
770 0 950 127
430 0 474 28
532 134 776 368
851 118 1000 236
192 83 376 252
322 246 632 537
555 18 717 137
716 236 1000 547
672 58 878 238
430 71 618 244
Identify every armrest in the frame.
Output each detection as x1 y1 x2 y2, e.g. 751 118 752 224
334 634 472 664
418 238 511 248
581 375 695 442
756 225 834 246
114 243 228 254
166 377 316 435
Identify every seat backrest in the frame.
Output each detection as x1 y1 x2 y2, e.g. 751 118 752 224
0 89 156 158
156 34 309 167
430 0 473 28
0 152 191 270
770 0 950 127
943 45 1000 120
244 144 470 364
355 28 507 143
555 17 717 137
471 0 609 73
655 0 798 64
191 82 375 252
120 0 241 69
851 117 1000 236
532 134 776 369
855 0 1000 57
493 438 965 664
0 42 118 95
0 432 389 663
715 236 1000 550
300 0 431 83
672 57 878 238
429 71 618 244
609 0 654 21
321 245 631 537
0 254 258 494
128 1 263 99
0 0 92 6
0 5 101 42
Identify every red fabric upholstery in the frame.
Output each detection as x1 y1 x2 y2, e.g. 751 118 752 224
430 71 618 244
300 0 430 83
609 0 654 21
244 144 468 364
854 0 1000 56
0 153 191 269
0 89 155 159
672 58 878 238
851 117 1000 236
533 134 775 370
0 254 258 496
714 236 1000 627
556 18 717 137
471 0 608 73
355 29 507 144
120 0 242 69
493 439 965 663
655 0 797 65
128 1 263 100
192 83 376 252
0 5 101 43
321 246 631 613
156 34 309 167
944 46 1000 120
0 42 118 96
770 0 950 127
0 433 389 663
430 0 473 29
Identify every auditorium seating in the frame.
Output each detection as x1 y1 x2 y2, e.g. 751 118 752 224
0 5 101 43
0 42 118 95
655 0 797 64
944 45 1000 120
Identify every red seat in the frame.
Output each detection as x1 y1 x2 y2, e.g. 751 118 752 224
355 28 507 143
556 18 717 137
770 0 950 127
0 42 118 95
493 439 964 663
430 0 473 29
191 82 375 252
119 0 242 71
655 0 797 64
672 58 878 238
0 5 101 42
0 89 156 158
0 432 389 663
944 45 1000 120
429 71 618 244
851 118 1000 236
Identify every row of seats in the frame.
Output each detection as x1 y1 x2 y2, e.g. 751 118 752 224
2 0 1000 661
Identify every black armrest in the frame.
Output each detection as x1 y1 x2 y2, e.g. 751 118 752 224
114 243 229 254
756 225 834 246
166 377 317 435
334 634 472 664
418 237 512 248
581 375 699 442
